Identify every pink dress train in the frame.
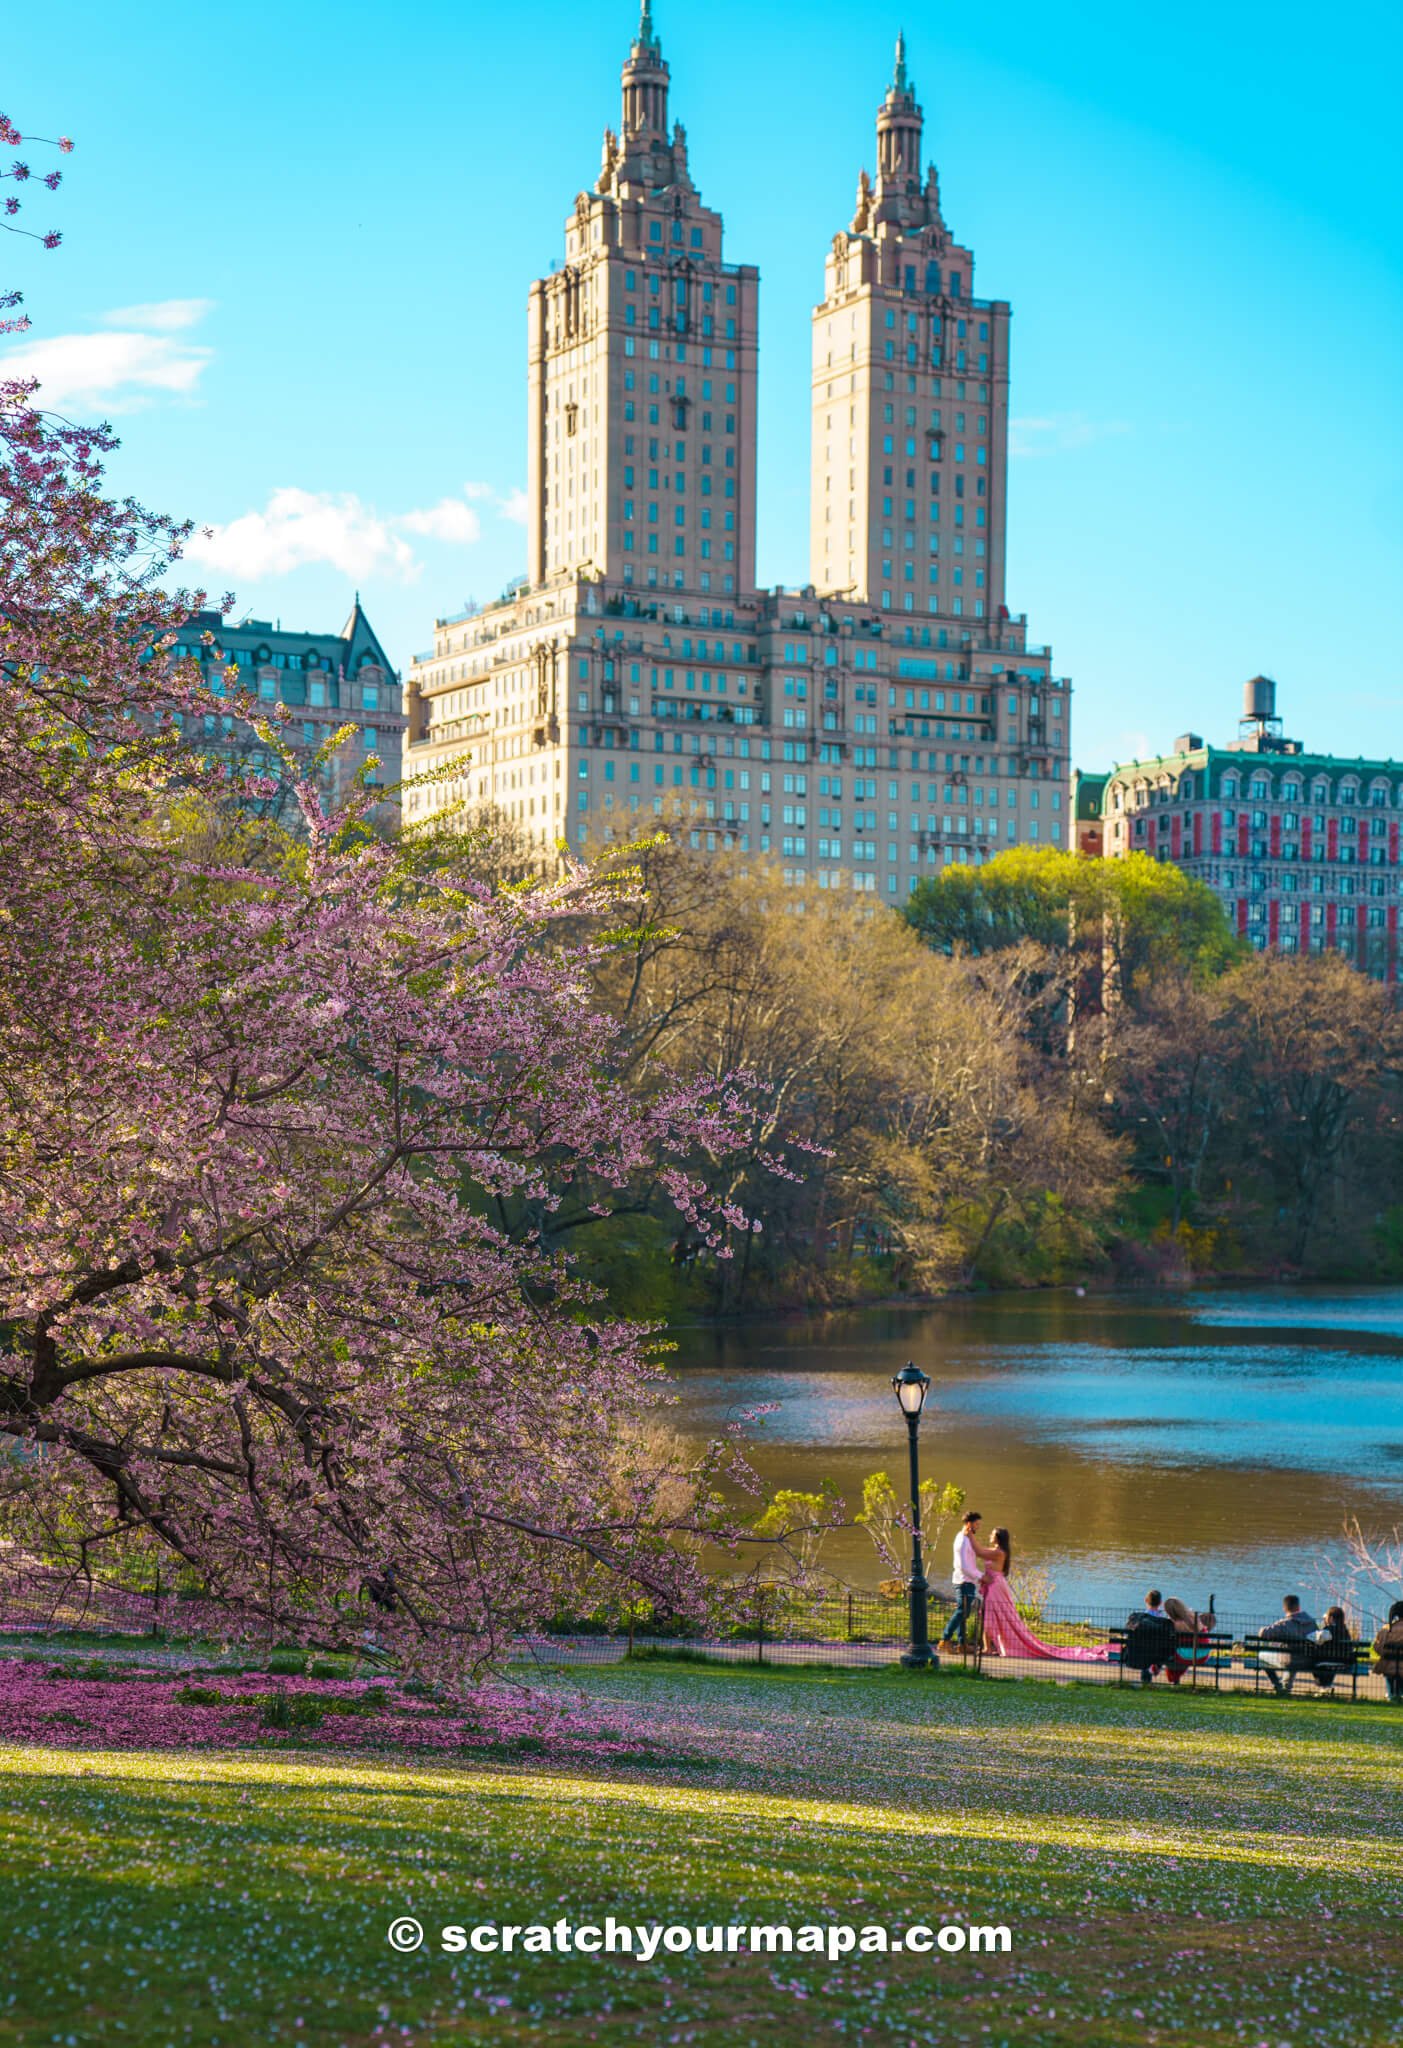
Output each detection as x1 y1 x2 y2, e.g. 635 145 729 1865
979 1571 1111 1662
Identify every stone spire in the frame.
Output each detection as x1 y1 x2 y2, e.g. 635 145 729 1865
872 30 928 225
621 0 670 147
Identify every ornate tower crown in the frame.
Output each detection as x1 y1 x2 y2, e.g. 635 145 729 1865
621 0 670 148
875 29 924 211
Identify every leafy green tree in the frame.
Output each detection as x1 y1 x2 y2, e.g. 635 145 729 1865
903 848 1239 1006
902 848 1075 955
856 1470 965 1576
750 1487 843 1577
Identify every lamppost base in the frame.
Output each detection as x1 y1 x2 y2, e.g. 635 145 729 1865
900 1647 940 1671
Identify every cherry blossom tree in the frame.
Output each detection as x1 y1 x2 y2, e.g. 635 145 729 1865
0 238 770 1676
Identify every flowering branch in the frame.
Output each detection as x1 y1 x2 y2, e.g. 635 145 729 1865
0 116 71 248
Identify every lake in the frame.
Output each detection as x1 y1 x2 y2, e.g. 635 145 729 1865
668 1287 1403 1619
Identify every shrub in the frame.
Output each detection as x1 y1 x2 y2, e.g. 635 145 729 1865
538 1610 621 1637
266 1651 307 1676
626 1645 733 1667
260 1687 324 1730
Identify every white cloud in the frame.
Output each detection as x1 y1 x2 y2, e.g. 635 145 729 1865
182 476 527 587
1 320 213 412
450 480 531 526
186 488 419 583
399 495 483 544
101 298 214 332
1010 414 1131 458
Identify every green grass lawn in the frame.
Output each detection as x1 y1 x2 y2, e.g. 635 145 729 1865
2 1661 1400 2047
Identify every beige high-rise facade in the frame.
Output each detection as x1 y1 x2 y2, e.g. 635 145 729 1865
810 36 1009 624
526 4 758 598
404 15 1069 899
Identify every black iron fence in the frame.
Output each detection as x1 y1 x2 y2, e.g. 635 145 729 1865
0 1559 211 1640
0 1564 1390 1702
519 1587 1393 1699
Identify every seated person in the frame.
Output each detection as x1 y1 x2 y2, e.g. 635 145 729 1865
1309 1606 1354 1691
1256 1594 1317 1696
1162 1596 1212 1684
1372 1601 1403 1703
1121 1591 1178 1685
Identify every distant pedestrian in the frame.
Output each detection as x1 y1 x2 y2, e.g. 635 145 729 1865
1257 1594 1316 1696
1373 1601 1403 1703
1121 1591 1176 1685
940 1510 984 1650
1308 1606 1353 1692
1162 1597 1212 1685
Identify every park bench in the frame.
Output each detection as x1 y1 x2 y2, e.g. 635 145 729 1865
1242 1633 1372 1699
1109 1624 1235 1689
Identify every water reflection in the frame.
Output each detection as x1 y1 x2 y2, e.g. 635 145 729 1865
667 1288 1403 1615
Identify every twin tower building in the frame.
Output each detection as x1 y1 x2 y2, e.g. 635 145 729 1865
404 8 1071 895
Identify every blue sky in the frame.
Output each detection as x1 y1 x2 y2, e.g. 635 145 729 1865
6 0 1401 768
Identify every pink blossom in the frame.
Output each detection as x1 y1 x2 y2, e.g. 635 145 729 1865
0 365 778 1675
0 1661 655 1760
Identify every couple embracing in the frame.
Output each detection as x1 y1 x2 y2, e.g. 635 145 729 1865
940 1508 1109 1663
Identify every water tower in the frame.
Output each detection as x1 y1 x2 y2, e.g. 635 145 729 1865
1238 674 1286 750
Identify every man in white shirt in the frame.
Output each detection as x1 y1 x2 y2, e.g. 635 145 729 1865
940 1510 984 1649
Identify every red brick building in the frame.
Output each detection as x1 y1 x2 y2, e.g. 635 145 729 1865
1072 680 1401 977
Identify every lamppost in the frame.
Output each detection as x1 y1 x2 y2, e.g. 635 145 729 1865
892 1361 938 1671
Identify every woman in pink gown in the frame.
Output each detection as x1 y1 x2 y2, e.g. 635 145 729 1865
976 1527 1111 1662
